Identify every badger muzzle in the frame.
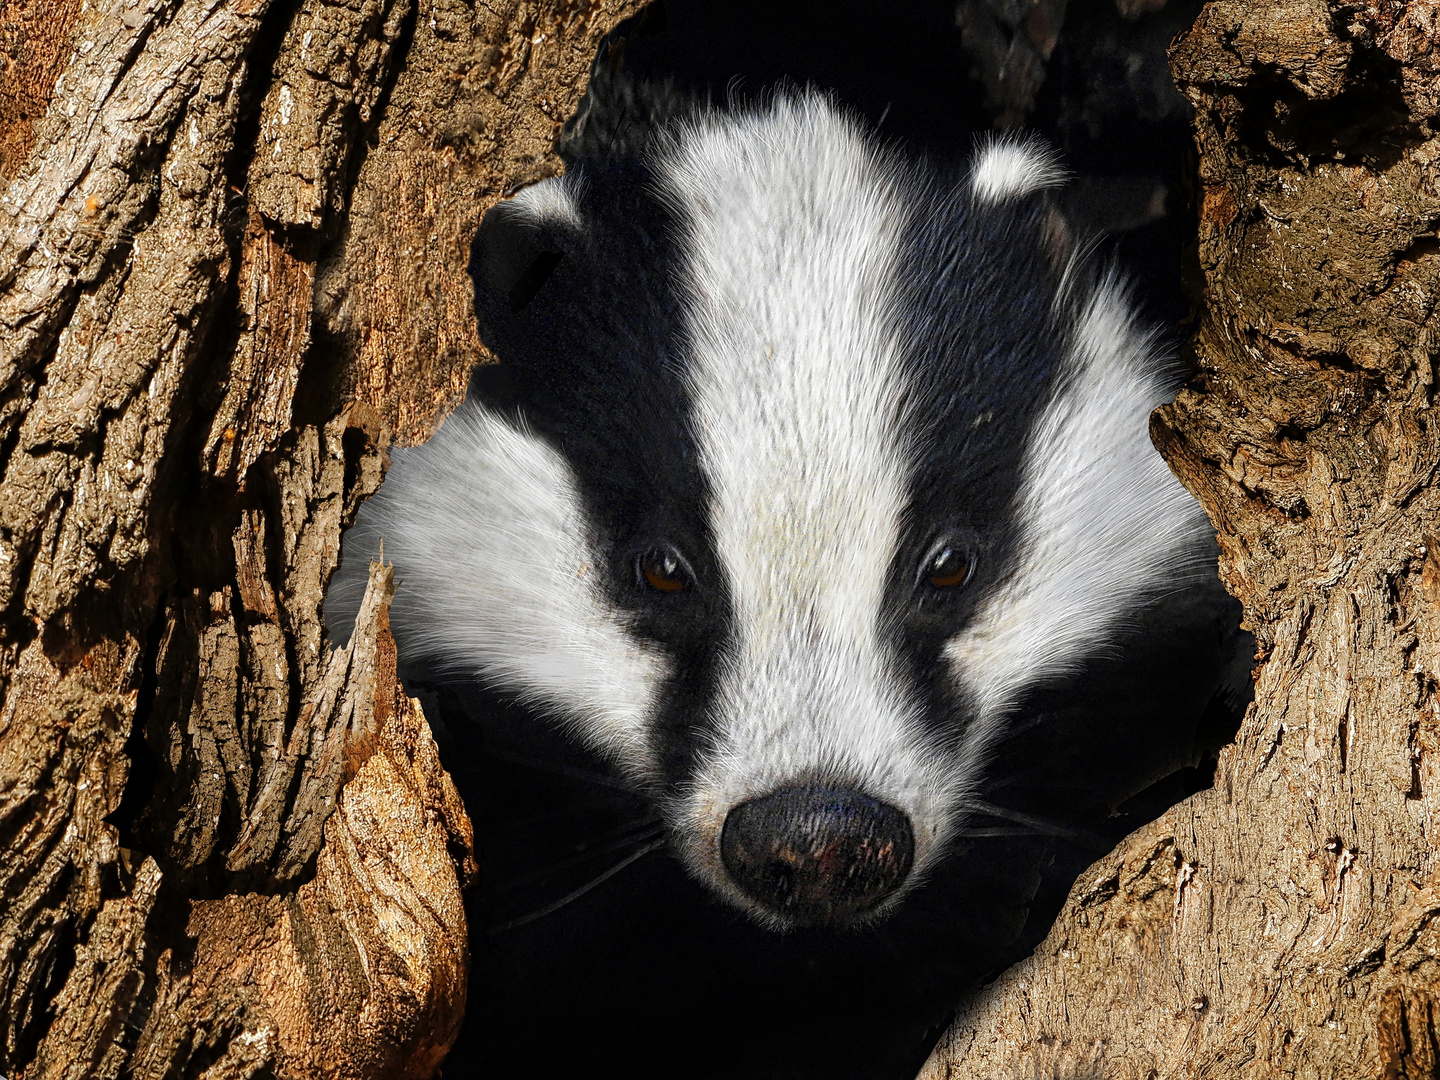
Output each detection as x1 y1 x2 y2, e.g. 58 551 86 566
719 786 915 927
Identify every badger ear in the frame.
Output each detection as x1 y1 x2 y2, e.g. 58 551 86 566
470 174 585 321
968 135 1066 206
969 135 1074 274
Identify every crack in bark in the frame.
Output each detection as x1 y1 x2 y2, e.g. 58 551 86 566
0 0 641 1072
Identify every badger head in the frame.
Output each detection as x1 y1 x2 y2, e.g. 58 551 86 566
326 94 1211 932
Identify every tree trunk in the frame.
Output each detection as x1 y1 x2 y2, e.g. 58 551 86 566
0 0 638 1074
923 2 1440 1077
10 0 1439 1075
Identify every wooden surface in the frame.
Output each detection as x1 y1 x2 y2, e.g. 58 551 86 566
923 2 1440 1076
0 0 640 1073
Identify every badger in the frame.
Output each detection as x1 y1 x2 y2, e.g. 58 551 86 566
326 93 1246 943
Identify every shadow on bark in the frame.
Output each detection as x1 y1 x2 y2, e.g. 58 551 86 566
0 0 640 1073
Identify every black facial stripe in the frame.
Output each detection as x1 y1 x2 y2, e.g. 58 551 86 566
469 135 1083 796
470 159 734 789
882 175 1072 691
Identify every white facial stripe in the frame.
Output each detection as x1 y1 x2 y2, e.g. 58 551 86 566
503 172 587 229
329 402 667 776
657 95 956 902
970 134 1067 204
945 276 1211 772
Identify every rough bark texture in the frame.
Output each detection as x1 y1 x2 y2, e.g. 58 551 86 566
0 0 638 1073
924 2 1440 1077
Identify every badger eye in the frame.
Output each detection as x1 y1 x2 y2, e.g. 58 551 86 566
923 544 974 589
638 546 690 594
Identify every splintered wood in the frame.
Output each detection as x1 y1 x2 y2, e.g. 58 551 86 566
175 561 476 1080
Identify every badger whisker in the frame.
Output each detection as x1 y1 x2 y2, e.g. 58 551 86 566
980 713 1054 747
486 820 666 897
488 838 667 935
958 799 1108 847
474 746 638 793
497 798 655 834
979 753 1098 794
955 827 1077 840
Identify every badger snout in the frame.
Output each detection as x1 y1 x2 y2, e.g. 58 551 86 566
719 787 914 927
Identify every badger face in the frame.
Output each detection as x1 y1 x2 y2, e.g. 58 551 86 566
328 94 1210 931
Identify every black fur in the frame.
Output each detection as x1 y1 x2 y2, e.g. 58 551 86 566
433 91 1251 1079
328 11 1251 1078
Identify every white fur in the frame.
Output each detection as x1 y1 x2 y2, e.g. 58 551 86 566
944 275 1211 783
502 172 587 229
325 404 668 777
970 134 1067 204
656 95 959 921
326 96 1207 929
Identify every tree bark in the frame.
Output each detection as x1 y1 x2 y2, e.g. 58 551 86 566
0 0 638 1074
923 2 1440 1077
11 0 1439 1075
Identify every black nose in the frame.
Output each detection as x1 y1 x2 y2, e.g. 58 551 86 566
720 786 914 927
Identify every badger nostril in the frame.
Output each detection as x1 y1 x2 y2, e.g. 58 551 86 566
719 786 914 927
